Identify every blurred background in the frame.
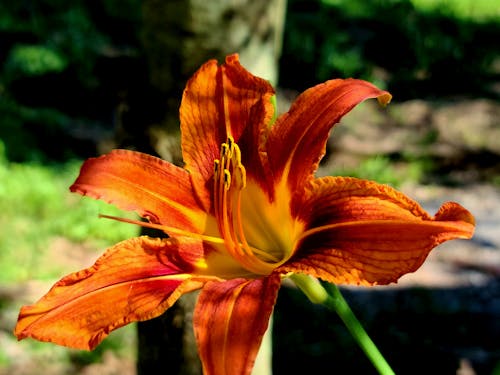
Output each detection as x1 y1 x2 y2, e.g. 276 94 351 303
0 0 499 374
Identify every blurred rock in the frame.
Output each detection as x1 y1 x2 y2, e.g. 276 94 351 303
433 99 500 156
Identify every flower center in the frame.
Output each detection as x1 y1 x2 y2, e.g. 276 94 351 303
213 137 280 275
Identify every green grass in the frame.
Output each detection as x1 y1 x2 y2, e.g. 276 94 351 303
0 143 138 283
330 155 430 188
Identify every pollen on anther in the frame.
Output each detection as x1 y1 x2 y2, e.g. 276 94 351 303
214 159 220 175
223 170 231 189
220 143 229 158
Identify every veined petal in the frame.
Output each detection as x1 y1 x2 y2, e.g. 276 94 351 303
194 274 281 375
15 236 210 350
280 177 475 285
267 79 391 196
70 149 206 233
180 54 276 209
294 176 434 222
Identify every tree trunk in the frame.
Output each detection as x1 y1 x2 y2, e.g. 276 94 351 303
127 1 287 374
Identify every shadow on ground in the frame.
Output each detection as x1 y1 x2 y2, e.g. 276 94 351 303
273 279 500 375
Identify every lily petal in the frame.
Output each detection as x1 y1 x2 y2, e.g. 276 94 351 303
15 236 208 350
70 149 206 233
194 274 281 375
281 177 475 285
180 54 275 209
267 79 391 196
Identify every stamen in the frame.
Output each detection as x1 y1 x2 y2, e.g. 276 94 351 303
212 137 280 275
98 214 226 245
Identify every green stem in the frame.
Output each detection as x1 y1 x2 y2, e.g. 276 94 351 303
290 274 395 375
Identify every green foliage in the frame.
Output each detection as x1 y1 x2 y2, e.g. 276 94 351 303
410 0 500 21
332 156 401 186
0 0 142 163
4 45 68 78
280 0 499 99
0 98 72 162
0 0 142 86
0 1 109 83
324 0 499 21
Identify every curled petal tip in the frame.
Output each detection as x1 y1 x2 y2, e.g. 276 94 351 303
377 92 392 107
434 201 475 239
225 53 239 64
435 201 475 225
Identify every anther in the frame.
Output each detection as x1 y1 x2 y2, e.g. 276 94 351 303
231 144 242 165
220 142 229 159
233 165 246 189
214 159 220 175
223 170 231 189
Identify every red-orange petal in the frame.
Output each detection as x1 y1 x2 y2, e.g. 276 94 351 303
281 177 475 285
193 274 281 375
267 79 391 195
15 236 207 350
180 54 276 209
70 149 206 233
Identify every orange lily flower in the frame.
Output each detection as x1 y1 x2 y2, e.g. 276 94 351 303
15 54 474 375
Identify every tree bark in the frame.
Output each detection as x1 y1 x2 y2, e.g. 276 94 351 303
128 1 287 374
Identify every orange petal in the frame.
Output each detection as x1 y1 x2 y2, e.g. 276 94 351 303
281 177 475 285
193 274 281 375
70 149 206 233
180 54 276 209
15 236 207 350
267 79 391 195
